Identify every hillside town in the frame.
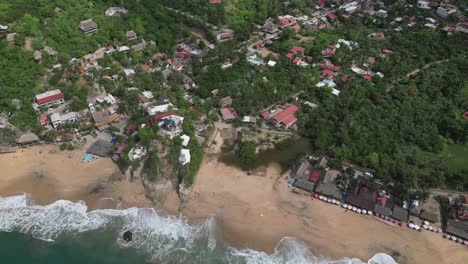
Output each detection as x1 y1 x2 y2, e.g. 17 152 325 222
0 0 467 256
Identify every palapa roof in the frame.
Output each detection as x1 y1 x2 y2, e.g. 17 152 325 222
87 139 112 157
294 179 315 192
17 133 39 144
446 220 468 240
392 205 408 222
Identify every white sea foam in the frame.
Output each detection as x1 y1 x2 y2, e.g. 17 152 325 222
0 195 396 264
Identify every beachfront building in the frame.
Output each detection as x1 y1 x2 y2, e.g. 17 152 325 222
50 112 78 129
17 133 40 146
271 104 298 128
105 7 128 16
151 112 184 139
35 89 65 108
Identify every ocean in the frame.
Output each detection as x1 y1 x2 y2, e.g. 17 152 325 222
0 194 396 264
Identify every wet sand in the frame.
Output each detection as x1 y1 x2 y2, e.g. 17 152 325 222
182 158 468 264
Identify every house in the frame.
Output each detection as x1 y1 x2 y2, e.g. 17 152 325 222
446 220 468 240
44 46 58 59
216 32 233 41
368 32 385 40
436 7 456 19
242 116 257 123
455 22 468 34
416 1 431 9
6 33 16 45
17 133 39 146
316 182 342 200
0 25 8 31
271 104 298 128
124 69 135 79
118 46 130 52
128 146 147 161
87 139 112 157
247 54 263 66
35 89 65 108
126 30 137 40
79 19 98 34
147 103 173 116
50 112 78 129
263 21 279 34
179 149 191 165
219 96 233 108
375 10 388 19
221 61 233 70
105 7 128 16
33 50 42 63
151 112 184 138
220 108 237 120
181 134 190 147
131 40 147 52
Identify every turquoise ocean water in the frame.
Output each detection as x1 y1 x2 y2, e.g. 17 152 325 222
0 194 396 264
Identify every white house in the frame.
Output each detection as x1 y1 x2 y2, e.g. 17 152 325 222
181 134 190 147
417 1 431 9
50 112 78 128
436 7 456 19
147 103 173 116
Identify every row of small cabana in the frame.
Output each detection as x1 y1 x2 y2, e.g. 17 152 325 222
313 193 468 247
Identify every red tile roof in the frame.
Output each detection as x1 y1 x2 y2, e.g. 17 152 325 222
209 0 221 3
281 115 297 127
463 111 468 119
273 105 298 123
36 92 63 104
115 143 128 155
364 75 372 81
310 170 320 183
261 111 270 118
341 76 349 82
327 13 337 20
39 114 48 126
151 112 177 124
322 69 333 76
292 57 301 64
280 19 289 25
286 52 294 59
291 46 305 53
293 24 301 32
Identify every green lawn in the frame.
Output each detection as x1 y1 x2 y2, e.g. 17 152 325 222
441 143 468 172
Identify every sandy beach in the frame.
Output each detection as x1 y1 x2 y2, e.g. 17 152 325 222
0 146 466 263
0 145 151 209
182 157 468 264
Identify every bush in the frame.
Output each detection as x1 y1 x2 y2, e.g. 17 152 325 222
59 143 67 151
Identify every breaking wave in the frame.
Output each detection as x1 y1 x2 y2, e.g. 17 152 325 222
0 194 396 264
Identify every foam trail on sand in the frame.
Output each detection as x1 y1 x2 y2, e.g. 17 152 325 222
0 195 396 264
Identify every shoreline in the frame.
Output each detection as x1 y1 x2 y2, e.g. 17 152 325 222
0 146 466 263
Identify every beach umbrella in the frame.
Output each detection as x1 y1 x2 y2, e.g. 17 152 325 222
368 211 373 215
336 201 341 205
327 199 332 203
357 209 362 214
319 195 324 200
457 239 463 243
423 225 428 229
385 216 389 221
451 236 457 241
399 222 405 227
332 199 336 204
352 207 357 212
437 228 443 233
443 234 449 239
343 203 348 208
362 209 367 214
314 193 319 199
409 223 415 229
463 241 468 246
423 221 430 226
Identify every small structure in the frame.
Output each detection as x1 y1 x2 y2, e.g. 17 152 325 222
220 108 237 120
416 0 431 9
267 60 277 67
44 46 58 59
221 61 233 70
132 40 147 52
242 116 257 124
216 32 233 42
436 7 456 19
294 179 315 192
219 96 233 108
35 89 65 108
126 30 137 41
151 112 184 138
6 33 17 45
17 133 39 146
79 19 98 34
148 103 173 116
105 7 128 16
181 134 190 147
128 146 147 161
375 10 388 19
87 139 112 157
179 149 191 165
33 50 42 63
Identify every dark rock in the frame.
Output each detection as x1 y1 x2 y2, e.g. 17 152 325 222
123 230 132 242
